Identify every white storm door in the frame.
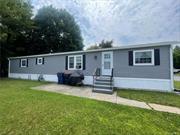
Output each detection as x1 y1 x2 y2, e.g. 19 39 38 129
101 51 113 76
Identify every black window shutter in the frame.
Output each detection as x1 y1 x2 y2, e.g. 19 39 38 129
19 59 21 67
83 55 86 70
128 51 133 66
65 56 68 70
154 49 160 66
42 57 45 64
36 58 37 65
26 59 28 67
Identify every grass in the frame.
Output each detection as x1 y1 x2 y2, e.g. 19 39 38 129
0 79 180 135
174 73 180 76
117 88 180 108
174 81 180 90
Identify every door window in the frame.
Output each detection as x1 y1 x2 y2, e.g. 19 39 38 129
104 54 110 59
104 61 110 69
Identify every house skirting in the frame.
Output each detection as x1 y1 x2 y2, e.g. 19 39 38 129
9 73 172 92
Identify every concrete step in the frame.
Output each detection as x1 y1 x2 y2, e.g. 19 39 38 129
94 84 112 90
94 81 111 85
93 88 113 94
95 78 111 82
96 76 111 80
93 76 113 94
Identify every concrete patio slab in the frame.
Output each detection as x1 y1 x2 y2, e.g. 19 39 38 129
33 84 117 103
32 83 180 115
32 84 92 98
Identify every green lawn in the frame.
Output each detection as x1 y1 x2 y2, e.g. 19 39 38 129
0 79 180 135
175 73 180 76
117 89 180 108
174 81 180 90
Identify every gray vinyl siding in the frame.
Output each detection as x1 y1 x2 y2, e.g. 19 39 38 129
113 46 170 79
83 52 101 76
10 45 171 79
10 55 66 74
10 52 102 75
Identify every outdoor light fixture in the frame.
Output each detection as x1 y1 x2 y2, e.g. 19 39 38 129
94 55 97 60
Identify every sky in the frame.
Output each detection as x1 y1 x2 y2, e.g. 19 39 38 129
31 0 180 48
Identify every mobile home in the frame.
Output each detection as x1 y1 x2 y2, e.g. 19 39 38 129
8 42 177 93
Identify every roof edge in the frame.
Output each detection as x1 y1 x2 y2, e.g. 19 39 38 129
9 41 180 59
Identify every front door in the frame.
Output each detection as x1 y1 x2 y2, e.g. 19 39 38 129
102 51 113 76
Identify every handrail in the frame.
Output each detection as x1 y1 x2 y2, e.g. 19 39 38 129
111 68 113 78
110 68 113 90
93 68 97 76
93 68 100 90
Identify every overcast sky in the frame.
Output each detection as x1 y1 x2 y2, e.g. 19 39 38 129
31 0 180 48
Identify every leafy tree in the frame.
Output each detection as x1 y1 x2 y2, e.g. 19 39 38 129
87 40 113 50
0 0 33 77
29 6 83 54
99 40 113 48
173 46 180 69
87 44 99 50
0 0 33 45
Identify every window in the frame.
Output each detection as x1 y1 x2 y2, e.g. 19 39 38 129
76 56 82 69
37 57 43 65
21 59 27 67
104 61 111 69
68 55 82 70
133 49 154 65
104 54 110 59
69 57 74 69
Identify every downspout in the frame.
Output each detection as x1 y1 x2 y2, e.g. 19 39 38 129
170 45 174 91
8 58 10 78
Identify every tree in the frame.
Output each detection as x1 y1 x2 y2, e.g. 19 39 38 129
29 6 83 54
0 0 33 45
87 40 113 50
173 46 180 69
99 40 113 48
86 44 99 50
0 0 33 77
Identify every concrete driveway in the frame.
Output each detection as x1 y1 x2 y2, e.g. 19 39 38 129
32 83 180 115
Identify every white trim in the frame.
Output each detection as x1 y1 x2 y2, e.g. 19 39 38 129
101 51 113 75
9 73 57 82
85 75 172 92
85 76 171 92
37 57 43 65
170 45 174 90
20 59 27 67
133 49 154 66
68 55 83 70
114 77 172 92
9 41 179 59
83 76 93 85
8 73 172 92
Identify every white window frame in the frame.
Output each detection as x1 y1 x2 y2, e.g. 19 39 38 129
133 49 154 66
68 55 83 70
21 59 27 67
37 57 43 65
